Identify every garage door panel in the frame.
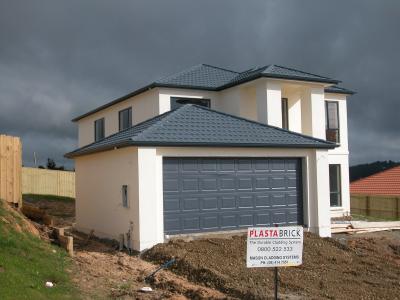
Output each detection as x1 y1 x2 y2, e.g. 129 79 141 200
271 176 286 189
182 197 200 211
182 159 198 172
202 197 218 210
220 177 235 190
200 178 218 191
182 179 198 192
270 159 285 171
163 157 303 234
164 178 179 192
164 197 180 212
271 194 287 206
202 215 219 229
220 214 237 228
238 195 253 208
255 195 271 207
200 159 218 172
219 159 235 172
237 159 252 171
254 159 269 171
238 213 254 226
255 176 269 190
238 177 252 190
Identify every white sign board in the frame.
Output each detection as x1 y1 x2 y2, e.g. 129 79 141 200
247 226 303 268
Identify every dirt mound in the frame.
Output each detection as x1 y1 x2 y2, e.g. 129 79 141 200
70 230 228 299
0 200 40 237
144 232 400 299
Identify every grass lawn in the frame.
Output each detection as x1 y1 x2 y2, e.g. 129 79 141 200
0 200 79 299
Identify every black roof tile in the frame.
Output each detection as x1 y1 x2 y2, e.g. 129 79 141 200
66 104 336 158
72 63 347 121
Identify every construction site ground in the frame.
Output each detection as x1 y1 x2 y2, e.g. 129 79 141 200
23 196 400 300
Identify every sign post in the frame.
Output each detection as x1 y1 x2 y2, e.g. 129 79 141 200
246 226 303 299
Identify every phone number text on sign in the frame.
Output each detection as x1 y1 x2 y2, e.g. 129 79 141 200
246 226 303 268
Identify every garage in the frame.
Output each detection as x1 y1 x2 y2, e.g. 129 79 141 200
163 157 303 235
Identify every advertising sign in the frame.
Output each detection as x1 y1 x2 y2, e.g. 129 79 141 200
247 226 303 268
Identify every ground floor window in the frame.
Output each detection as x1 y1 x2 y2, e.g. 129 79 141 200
329 164 342 207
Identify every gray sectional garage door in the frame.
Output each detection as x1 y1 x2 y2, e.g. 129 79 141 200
163 157 303 235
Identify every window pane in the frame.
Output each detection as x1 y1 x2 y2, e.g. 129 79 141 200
281 98 289 130
171 97 210 110
329 164 342 207
95 118 105 141
119 108 132 131
122 185 128 208
327 102 339 129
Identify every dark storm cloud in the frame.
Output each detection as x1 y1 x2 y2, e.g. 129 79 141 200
0 0 399 167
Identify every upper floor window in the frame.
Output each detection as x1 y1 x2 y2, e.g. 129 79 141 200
171 97 210 110
281 98 289 130
325 101 340 143
119 107 132 131
94 118 105 142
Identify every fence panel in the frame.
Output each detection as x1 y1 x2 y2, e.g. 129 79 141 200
351 194 400 219
22 167 75 198
0 134 22 206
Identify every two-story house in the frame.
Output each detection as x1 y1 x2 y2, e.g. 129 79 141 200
66 64 354 251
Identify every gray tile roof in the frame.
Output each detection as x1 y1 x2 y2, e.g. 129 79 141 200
156 64 238 89
72 63 345 121
324 85 355 95
66 104 336 158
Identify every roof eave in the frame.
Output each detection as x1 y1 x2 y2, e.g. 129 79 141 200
261 74 340 85
71 83 157 122
324 89 356 95
64 141 133 159
66 141 335 159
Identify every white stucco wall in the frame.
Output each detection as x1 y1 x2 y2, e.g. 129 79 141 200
77 89 159 147
325 92 350 217
74 147 139 246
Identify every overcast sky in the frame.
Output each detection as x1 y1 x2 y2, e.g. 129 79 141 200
1 0 399 168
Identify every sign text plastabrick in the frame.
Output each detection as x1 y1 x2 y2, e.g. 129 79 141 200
246 226 303 268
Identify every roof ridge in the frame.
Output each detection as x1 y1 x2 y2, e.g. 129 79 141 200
190 104 335 146
269 64 334 80
200 63 239 74
351 165 400 184
154 64 204 83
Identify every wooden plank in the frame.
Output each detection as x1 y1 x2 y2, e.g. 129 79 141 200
351 221 400 229
59 235 74 257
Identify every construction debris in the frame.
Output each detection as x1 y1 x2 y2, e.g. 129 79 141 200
140 287 153 293
332 221 400 234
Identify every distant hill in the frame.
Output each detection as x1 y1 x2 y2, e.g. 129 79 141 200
350 160 400 182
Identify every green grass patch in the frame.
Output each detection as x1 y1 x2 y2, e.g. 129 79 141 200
23 194 75 203
351 213 400 222
0 201 79 299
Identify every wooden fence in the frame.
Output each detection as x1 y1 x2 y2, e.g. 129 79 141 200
0 135 22 206
22 167 75 198
351 194 400 219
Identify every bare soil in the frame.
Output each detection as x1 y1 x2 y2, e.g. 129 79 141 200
22 196 400 299
144 232 400 300
70 231 229 299
23 196 75 226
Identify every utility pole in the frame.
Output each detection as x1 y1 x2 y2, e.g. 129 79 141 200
33 152 37 167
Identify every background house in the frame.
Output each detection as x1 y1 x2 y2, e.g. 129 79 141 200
66 64 354 250
350 166 400 220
